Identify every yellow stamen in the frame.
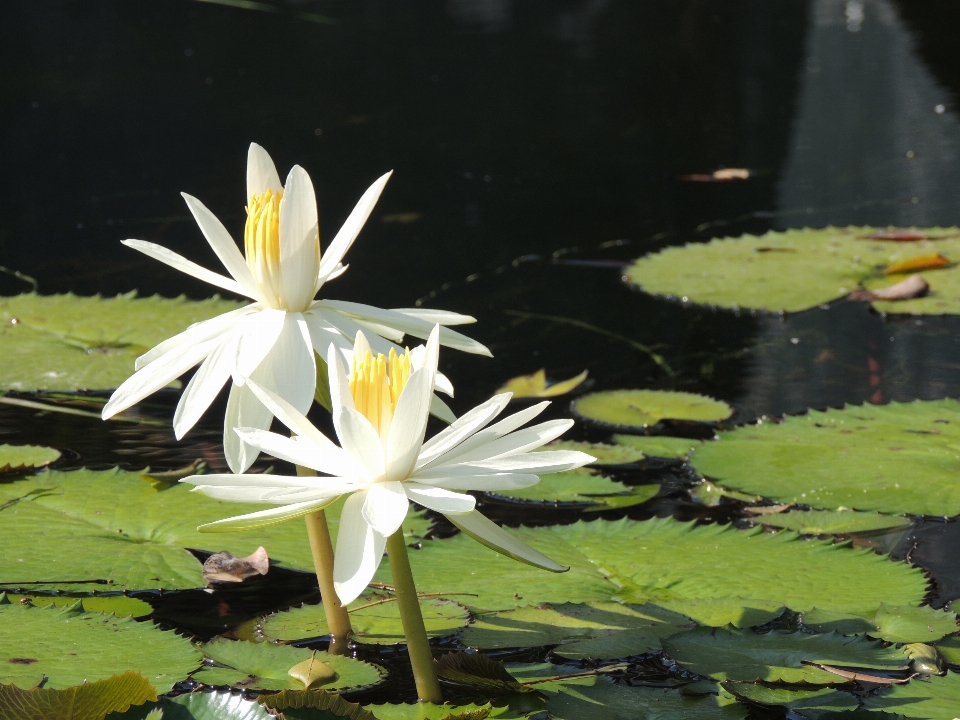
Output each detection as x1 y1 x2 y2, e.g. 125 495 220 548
245 189 283 303
349 348 413 436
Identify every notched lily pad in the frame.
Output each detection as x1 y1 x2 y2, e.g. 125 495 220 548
864 670 960 717
259 689 377 719
614 434 701 459
486 468 659 511
690 400 960 517
0 671 157 720
261 593 470 645
754 509 911 535
0 444 61 475
537 440 644 466
7 594 153 618
364 701 505 720
803 604 959 644
106 690 275 720
724 683 858 714
573 389 732 429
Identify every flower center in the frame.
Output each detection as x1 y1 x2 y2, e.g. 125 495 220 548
245 189 283 306
349 348 412 438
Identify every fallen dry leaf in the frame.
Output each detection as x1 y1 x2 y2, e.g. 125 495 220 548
679 168 750 182
495 369 588 399
800 661 915 685
202 546 269 583
863 229 929 241
288 653 339 689
849 275 929 301
884 254 951 275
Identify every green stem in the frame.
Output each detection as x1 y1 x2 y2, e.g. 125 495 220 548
297 465 352 655
386 529 443 703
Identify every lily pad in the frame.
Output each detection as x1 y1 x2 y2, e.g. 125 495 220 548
0 468 431 592
724 683 858 715
0 444 60 474
193 638 385 692
459 602 695 659
537 440 644 465
803 605 959 644
754 510 911 535
613 435 701 459
691 481 762 507
690 400 960 517
864 671 960 718
106 691 275 720
507 664 747 720
0 672 157 720
7 594 153 618
572 390 732 429
258 689 378 720
0 601 200 691
652 597 785 629
662 627 909 684
486 468 659 510
375 517 927 618
624 226 960 314
261 593 470 645
364 702 516 720
0 293 244 392
935 635 960 666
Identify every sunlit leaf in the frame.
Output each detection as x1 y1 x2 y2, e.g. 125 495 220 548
486 468 659 510
536 440 644 465
884 254 951 275
0 672 157 720
613 435 701 459
723 683 858 714
864 671 960 717
106 691 273 720
6 594 152 619
573 390 732 429
753 509 911 535
364 702 507 720
494 369 588 398
803 604 959 644
0 444 60 475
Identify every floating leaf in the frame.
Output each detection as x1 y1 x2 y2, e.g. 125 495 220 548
0 672 157 720
935 635 960 666
202 546 270 584
850 275 929 302
364 702 506 720
754 510 911 535
0 444 60 475
652 598 784 629
0 469 431 592
494 369 588 398
723 683 858 714
257 689 377 720
287 656 339 690
486 468 659 511
459 602 695 659
107 691 274 720
433 652 527 694
613 435 701 459
7 594 153 618
663 627 908 684
572 390 732 429
0 602 200 692
690 400 960 517
193 638 384 692
507 664 747 720
884 254 951 275
624 226 960 314
864 671 960 717
537 440 644 465
0 293 244 392
373 517 926 618
904 643 945 676
261 594 470 645
805 604 959 647
691 481 761 508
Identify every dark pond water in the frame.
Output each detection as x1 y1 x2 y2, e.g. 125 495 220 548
6 0 960 711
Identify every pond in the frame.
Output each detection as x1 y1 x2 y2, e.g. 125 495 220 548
4 1 960 718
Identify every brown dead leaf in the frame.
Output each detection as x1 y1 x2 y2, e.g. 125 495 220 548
849 275 929 301
862 229 929 241
800 661 915 685
679 168 750 182
202 546 269 583
288 653 339 689
884 254 951 274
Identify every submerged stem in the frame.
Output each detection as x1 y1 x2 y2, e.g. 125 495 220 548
298 465 352 655
386 529 443 703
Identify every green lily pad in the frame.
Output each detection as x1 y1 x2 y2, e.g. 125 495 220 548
663 627 909 684
106 691 275 720
375 517 927 618
754 510 912 535
0 601 200 692
652 598 785 629
572 390 732 429
193 638 385 692
690 400 960 517
261 593 470 645
864 671 960 718
613 435 701 459
803 605 959 644
724 683 858 715
624 226 960 314
507 664 747 720
459 602 695 658
487 468 659 510
257 689 378 720
935 635 960 666
537 441 644 465
7 594 153 618
364 702 516 720
691 481 761 507
0 468 431 592
0 293 244 392
0 444 60 474
0 671 157 720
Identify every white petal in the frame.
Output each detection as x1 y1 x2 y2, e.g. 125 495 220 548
235 427 357 477
447 510 568 572
181 193 264 301
403 483 475 514
302 311 352 359
463 450 595 475
433 371 454 397
412 473 541 492
122 240 252 298
316 171 392 287
317 309 402 357
173 333 239 439
246 142 282 199
223 381 274 473
351 318 405 344
325 263 349 281
233 308 288 381
416 394 512 468
243 313 316 414
334 491 387 604
441 420 574 466
386 367 432 482
390 308 477 326
279 165 320 311
327 342 356 419
102 340 216 419
135 305 256 372
352 329 372 359
362 481 409 537
430 394 457 424
338 407 386 479
184 473 327 489
196 497 340 532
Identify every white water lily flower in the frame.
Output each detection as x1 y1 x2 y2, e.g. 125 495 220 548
185 325 594 605
101 143 490 472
